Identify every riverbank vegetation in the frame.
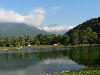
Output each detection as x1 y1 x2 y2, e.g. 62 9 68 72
0 27 99 48
0 44 100 50
51 69 100 75
0 45 66 50
0 17 100 49
51 66 100 75
3 44 90 50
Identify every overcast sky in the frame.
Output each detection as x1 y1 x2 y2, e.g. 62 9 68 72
0 0 100 32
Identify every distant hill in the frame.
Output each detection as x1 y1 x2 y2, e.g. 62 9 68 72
0 22 48 40
66 17 100 37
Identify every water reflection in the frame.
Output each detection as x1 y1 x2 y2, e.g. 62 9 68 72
41 58 85 73
0 46 100 75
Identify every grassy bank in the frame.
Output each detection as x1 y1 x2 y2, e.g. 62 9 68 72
51 67 100 75
66 44 100 47
0 45 66 50
0 44 99 50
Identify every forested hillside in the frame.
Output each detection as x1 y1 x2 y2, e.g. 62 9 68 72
66 17 100 37
64 17 100 45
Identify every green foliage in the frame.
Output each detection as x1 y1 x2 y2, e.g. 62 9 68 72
0 17 100 46
66 18 99 45
0 30 98 47
60 35 69 45
30 39 40 45
69 29 80 45
34 34 58 45
75 28 97 45
67 17 100 38
51 69 100 75
0 35 31 47
33 34 69 45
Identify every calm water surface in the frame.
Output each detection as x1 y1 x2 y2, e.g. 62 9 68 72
0 46 100 75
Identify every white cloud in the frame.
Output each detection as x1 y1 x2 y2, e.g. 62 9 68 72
39 25 75 32
0 8 74 32
51 7 62 11
0 8 45 26
33 7 46 14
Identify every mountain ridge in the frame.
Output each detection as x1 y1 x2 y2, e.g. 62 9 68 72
0 22 48 40
66 17 100 37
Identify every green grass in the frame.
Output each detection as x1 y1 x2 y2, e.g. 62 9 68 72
0 44 99 50
65 44 100 48
0 45 66 50
51 67 100 75
0 46 22 50
21 45 66 49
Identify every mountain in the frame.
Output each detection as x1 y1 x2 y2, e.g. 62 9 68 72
66 17 100 37
49 30 68 35
0 22 48 40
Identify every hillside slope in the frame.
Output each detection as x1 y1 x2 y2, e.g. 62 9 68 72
0 22 48 39
66 17 100 37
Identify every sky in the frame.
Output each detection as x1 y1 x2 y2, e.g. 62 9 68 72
0 0 100 32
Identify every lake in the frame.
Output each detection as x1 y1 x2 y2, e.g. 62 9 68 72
0 46 100 75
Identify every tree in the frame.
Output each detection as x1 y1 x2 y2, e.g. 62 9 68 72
70 29 80 45
84 27 98 45
79 30 88 44
3 37 11 47
30 39 40 45
10 37 19 47
35 34 58 45
60 35 69 45
23 35 30 46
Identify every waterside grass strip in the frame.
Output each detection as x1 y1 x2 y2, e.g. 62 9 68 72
0 44 99 50
0 45 66 50
51 67 100 75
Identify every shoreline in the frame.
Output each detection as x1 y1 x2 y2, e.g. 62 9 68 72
0 44 100 75
0 44 99 50
51 67 100 75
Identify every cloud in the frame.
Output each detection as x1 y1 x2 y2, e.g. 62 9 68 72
33 7 46 14
0 8 74 32
38 25 75 32
51 7 62 11
0 8 46 26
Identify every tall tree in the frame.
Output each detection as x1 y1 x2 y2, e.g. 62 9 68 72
60 35 69 45
70 29 80 45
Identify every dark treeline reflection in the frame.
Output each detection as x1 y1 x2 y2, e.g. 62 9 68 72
34 46 100 67
0 53 39 70
68 46 100 66
0 46 100 70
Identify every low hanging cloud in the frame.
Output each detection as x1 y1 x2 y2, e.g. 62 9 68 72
38 25 75 32
0 8 74 32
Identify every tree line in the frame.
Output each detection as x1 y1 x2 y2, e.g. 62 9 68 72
0 27 99 47
68 27 99 45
